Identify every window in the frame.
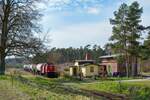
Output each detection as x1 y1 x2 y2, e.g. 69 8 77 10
90 67 94 73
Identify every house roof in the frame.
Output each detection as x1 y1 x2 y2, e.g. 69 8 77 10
75 60 95 62
70 64 98 67
99 54 121 59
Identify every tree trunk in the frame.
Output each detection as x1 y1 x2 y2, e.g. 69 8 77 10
128 56 132 77
132 57 138 76
125 62 129 77
131 56 138 77
125 52 129 77
0 31 6 75
134 57 138 76
0 52 5 75
0 3 9 75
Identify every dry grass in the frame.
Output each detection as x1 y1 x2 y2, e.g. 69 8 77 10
0 80 30 100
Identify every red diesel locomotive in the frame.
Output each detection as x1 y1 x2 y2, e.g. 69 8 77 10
41 63 58 78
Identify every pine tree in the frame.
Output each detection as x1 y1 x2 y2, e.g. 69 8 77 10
126 1 143 76
109 1 143 76
109 3 129 76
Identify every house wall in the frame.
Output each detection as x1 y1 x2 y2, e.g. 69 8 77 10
101 62 118 73
70 67 73 76
117 63 126 73
70 65 99 77
82 65 99 77
81 67 86 77
100 59 118 74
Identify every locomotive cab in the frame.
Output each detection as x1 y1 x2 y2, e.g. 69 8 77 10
47 63 58 78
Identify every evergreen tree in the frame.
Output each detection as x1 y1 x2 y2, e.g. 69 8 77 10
126 1 143 76
109 1 143 76
109 3 129 76
32 45 105 64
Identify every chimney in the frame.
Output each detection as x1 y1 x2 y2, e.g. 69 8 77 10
85 53 91 60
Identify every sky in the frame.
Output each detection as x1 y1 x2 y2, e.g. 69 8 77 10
39 0 150 48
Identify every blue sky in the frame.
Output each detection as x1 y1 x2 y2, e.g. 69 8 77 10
39 0 150 48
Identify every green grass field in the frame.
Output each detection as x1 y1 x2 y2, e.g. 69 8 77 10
0 74 104 100
71 80 150 100
0 69 150 100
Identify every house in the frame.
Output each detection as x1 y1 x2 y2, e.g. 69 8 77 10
56 63 73 72
99 54 126 76
69 60 99 77
56 63 73 76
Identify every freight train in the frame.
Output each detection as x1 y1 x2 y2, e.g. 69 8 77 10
23 63 58 78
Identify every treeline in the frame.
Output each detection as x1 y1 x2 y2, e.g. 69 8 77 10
32 45 105 64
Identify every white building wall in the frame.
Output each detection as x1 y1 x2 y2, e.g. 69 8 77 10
70 67 73 76
81 67 86 77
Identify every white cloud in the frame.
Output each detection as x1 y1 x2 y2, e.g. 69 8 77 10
86 7 100 15
47 0 70 7
50 21 112 48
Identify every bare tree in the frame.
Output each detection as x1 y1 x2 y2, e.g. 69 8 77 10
0 0 45 75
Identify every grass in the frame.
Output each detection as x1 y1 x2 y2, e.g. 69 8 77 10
0 74 104 100
1 69 150 100
72 80 150 100
0 76 30 100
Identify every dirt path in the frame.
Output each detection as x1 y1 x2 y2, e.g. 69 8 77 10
80 89 129 100
64 78 150 85
119 78 150 82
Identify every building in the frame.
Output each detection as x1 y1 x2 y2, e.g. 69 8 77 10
99 54 126 76
56 63 73 72
69 60 99 77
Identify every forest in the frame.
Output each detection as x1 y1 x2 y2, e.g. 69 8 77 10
32 44 105 64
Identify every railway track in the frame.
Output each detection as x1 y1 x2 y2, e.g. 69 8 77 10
12 69 130 100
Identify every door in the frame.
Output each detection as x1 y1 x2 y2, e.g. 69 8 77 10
73 67 77 76
99 65 107 77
